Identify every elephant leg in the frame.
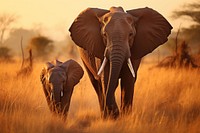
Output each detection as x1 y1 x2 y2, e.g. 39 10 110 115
98 61 119 119
104 82 119 119
82 61 105 115
120 59 141 115
120 73 135 115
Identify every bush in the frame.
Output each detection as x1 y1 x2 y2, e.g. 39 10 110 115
28 36 54 60
0 46 13 61
156 41 199 68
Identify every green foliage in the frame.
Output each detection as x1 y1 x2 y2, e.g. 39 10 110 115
0 46 12 60
28 36 54 60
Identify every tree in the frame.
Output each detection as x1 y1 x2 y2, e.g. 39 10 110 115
172 1 200 52
173 2 200 24
28 36 54 60
0 13 17 45
4 28 36 56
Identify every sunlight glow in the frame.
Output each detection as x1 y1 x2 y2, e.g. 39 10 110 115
0 0 194 41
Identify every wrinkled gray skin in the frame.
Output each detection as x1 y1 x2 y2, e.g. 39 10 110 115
69 6 172 119
40 59 84 120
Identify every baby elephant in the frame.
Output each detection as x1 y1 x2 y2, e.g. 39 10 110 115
40 59 84 120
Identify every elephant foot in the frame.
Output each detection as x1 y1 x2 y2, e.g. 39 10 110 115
121 105 133 115
61 114 68 122
103 105 119 120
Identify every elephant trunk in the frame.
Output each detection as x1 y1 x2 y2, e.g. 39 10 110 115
61 86 74 120
52 84 62 113
105 44 128 118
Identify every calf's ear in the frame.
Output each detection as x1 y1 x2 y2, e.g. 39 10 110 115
61 59 84 88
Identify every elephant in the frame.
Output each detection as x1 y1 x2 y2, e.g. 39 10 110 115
69 6 172 119
40 59 84 120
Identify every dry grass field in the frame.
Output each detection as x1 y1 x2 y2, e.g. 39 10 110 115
0 59 200 133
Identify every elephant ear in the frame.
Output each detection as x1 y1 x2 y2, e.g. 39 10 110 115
55 59 62 66
46 62 55 70
69 8 109 59
61 59 84 88
127 7 173 59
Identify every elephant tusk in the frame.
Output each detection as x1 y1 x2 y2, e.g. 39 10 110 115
127 58 135 78
61 91 63 97
50 91 53 101
97 57 108 76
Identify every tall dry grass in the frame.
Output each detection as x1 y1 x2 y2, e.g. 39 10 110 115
0 60 200 133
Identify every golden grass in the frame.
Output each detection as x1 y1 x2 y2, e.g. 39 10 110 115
0 60 200 133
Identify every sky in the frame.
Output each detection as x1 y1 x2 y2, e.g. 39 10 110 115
0 0 196 41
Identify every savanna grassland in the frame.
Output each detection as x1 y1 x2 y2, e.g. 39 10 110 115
0 59 200 133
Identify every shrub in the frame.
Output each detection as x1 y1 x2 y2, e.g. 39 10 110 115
0 46 13 61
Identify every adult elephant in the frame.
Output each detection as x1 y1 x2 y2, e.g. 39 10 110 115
69 6 172 119
40 59 84 120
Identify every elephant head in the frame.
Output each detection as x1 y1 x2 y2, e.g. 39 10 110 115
69 6 172 118
40 59 84 119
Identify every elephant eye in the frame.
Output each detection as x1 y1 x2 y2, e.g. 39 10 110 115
129 33 133 37
129 32 134 47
